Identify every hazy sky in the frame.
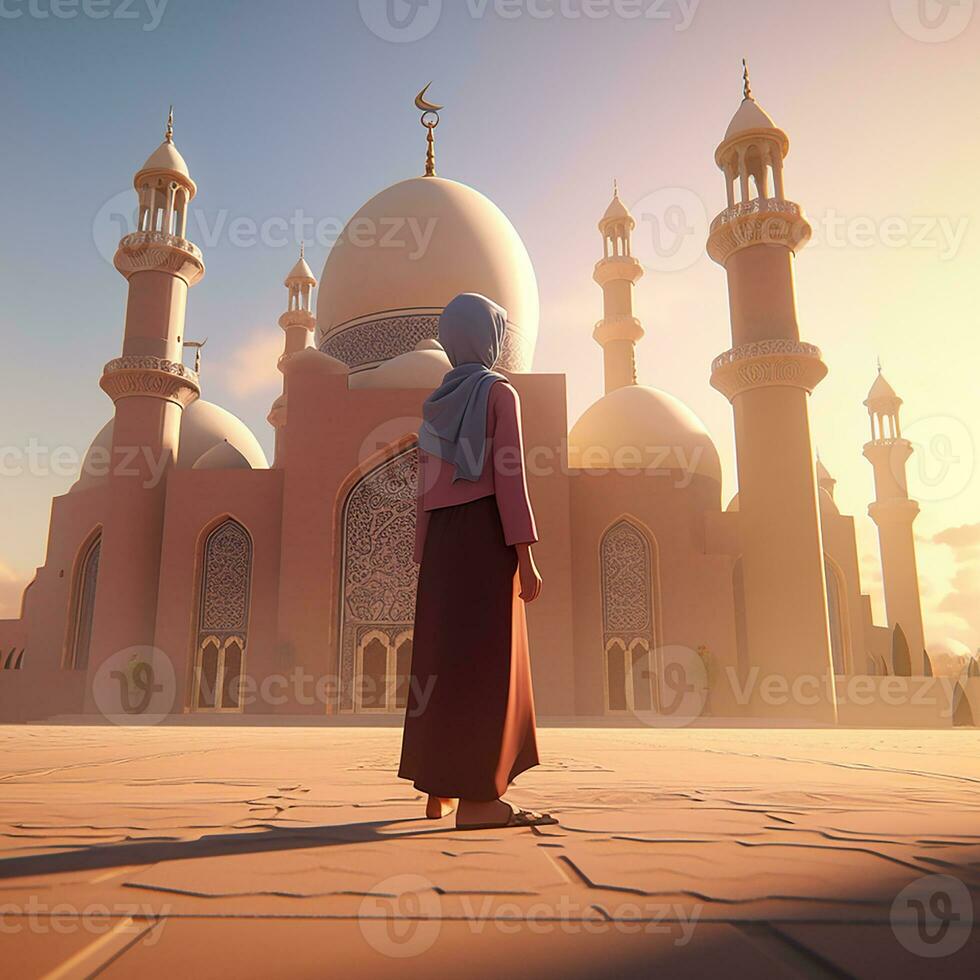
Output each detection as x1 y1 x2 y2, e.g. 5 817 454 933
1 0 978 651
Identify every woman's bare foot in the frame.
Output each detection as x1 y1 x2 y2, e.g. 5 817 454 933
425 795 458 819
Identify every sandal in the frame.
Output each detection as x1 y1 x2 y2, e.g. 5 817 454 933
457 804 559 831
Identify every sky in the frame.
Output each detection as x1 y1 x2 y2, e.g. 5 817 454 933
1 0 978 652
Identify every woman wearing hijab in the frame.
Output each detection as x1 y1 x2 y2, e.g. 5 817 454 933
398 293 556 830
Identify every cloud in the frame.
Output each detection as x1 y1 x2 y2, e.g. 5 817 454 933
922 523 980 649
217 329 285 399
933 522 980 556
0 562 29 620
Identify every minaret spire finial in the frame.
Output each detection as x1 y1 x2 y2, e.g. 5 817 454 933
299 241 305 260
877 355 883 374
742 59 753 101
165 105 174 143
415 83 444 177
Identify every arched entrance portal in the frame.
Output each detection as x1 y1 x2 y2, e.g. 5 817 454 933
338 447 419 713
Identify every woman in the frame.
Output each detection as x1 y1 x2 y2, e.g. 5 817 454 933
398 292 556 830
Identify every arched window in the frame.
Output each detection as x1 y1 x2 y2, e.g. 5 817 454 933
192 519 252 712
67 534 101 670
600 519 655 713
339 448 419 713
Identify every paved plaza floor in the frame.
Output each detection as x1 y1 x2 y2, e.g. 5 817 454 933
0 725 977 978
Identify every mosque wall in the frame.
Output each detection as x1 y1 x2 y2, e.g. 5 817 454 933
568 473 738 718
154 468 285 715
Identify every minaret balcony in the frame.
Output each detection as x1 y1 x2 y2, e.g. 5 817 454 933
868 498 920 527
100 355 201 408
593 254 644 287
710 339 826 402
113 230 205 286
707 198 811 266
279 309 316 332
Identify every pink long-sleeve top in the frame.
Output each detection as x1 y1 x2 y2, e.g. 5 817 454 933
414 380 538 563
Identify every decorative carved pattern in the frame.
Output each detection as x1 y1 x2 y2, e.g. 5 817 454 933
601 520 653 638
200 520 253 634
321 311 532 372
70 537 100 671
707 198 811 265
338 448 419 712
710 341 827 402
113 230 205 284
100 356 200 407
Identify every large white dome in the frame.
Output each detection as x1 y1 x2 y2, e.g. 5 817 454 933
316 176 539 373
73 399 268 492
568 385 721 483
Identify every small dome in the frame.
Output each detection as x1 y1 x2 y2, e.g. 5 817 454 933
74 399 267 491
568 385 721 482
600 189 633 229
818 487 840 516
139 138 190 178
283 347 349 377
192 440 253 471
286 253 316 285
725 97 778 140
316 176 538 372
349 345 451 390
865 372 901 409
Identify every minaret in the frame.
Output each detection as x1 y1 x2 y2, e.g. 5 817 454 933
593 183 644 393
268 245 317 465
87 110 204 689
707 65 837 720
816 454 837 500
863 369 925 671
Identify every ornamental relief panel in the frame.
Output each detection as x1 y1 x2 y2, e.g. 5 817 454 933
600 519 653 640
338 447 419 712
320 311 532 372
200 520 253 635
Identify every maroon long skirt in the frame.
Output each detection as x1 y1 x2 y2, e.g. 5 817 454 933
398 495 540 801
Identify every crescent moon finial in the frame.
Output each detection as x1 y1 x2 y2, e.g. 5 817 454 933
415 82 444 113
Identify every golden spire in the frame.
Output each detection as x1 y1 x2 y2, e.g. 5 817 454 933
165 105 174 143
742 59 753 101
299 241 305 260
415 83 444 177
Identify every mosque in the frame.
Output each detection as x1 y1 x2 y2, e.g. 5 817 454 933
1 76 972 727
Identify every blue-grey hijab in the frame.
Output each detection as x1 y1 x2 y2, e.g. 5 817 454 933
419 293 508 482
